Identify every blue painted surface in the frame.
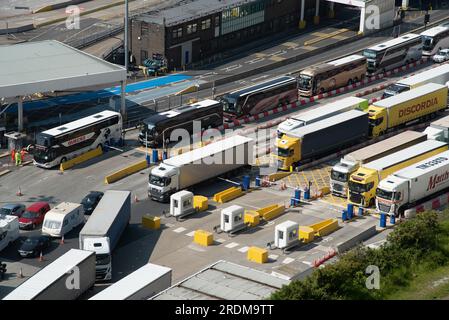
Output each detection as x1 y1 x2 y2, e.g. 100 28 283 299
5 74 191 113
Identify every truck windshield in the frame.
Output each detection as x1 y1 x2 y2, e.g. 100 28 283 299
149 174 170 187
44 220 61 229
277 148 292 158
348 181 369 193
96 254 111 266
376 188 393 200
330 170 348 182
298 74 312 90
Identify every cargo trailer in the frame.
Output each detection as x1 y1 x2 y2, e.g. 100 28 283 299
425 114 449 143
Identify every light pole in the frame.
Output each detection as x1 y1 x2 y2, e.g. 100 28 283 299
124 0 129 72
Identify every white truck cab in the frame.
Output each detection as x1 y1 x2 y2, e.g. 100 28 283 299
149 163 179 202
0 215 19 252
375 176 408 216
82 237 112 281
330 158 359 197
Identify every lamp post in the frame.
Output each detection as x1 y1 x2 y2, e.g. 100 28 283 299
124 0 129 72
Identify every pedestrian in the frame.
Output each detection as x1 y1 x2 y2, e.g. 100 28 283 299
11 149 15 164
15 150 22 166
20 148 26 162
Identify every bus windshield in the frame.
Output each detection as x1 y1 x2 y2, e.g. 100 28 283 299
362 49 378 59
298 74 312 90
33 147 55 162
422 36 434 50
221 96 237 113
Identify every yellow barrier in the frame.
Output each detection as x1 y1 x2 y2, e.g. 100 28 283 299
193 195 208 211
213 186 243 203
194 230 213 246
175 85 199 96
309 219 339 237
255 204 285 221
142 215 161 230
267 171 292 182
298 226 315 243
247 247 268 264
244 211 260 227
60 147 102 171
104 159 148 184
33 5 53 13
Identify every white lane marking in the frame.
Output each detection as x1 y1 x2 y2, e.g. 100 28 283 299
245 57 265 64
268 50 287 56
302 261 313 266
282 257 295 264
185 231 196 237
251 74 270 82
220 64 242 72
268 254 279 260
238 246 249 253
165 223 175 228
173 227 187 233
225 242 239 249
215 238 226 243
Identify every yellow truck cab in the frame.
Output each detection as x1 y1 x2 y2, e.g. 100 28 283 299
367 83 448 137
348 140 448 207
276 135 300 171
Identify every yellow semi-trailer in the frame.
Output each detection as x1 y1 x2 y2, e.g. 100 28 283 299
367 83 448 137
348 140 448 208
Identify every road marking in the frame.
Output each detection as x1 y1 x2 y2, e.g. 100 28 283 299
165 223 175 228
251 74 270 82
220 64 242 72
238 246 249 253
281 42 299 49
268 254 279 260
185 231 196 237
269 56 285 62
302 260 313 266
282 257 295 264
245 57 265 64
173 227 187 233
225 242 239 248
268 50 286 57
215 238 226 243
332 35 348 40
301 46 317 51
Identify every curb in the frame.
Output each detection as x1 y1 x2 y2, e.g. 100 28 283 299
0 169 11 177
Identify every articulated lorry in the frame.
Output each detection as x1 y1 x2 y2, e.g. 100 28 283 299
368 83 448 137
89 263 172 300
275 110 369 171
79 190 131 281
425 115 449 143
348 140 448 207
330 130 427 197
148 135 254 202
276 96 368 138
376 150 449 217
3 249 95 300
382 64 449 98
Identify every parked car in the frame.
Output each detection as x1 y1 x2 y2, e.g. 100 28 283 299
433 49 449 63
18 235 51 257
0 204 26 217
81 191 104 215
19 202 50 230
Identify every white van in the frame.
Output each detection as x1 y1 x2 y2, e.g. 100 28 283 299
0 215 20 251
42 202 84 237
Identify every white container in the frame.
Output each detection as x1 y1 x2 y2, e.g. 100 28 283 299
220 205 244 232
42 202 84 237
0 215 19 252
274 221 299 249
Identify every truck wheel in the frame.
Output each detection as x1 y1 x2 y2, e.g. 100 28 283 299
60 157 67 164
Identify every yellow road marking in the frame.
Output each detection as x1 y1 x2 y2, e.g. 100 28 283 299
302 45 318 51
269 56 285 62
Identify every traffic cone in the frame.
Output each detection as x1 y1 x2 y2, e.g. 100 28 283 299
60 235 65 245
18 267 23 278
134 194 139 203
38 251 44 262
16 186 23 196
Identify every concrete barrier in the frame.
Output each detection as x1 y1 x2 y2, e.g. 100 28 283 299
194 230 213 246
60 147 102 171
142 214 161 230
336 225 377 254
213 186 243 203
309 219 339 237
268 171 292 182
258 204 285 221
247 247 268 264
104 159 148 184
404 190 449 218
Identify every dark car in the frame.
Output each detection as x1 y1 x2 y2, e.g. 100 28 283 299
0 203 26 217
18 235 51 258
81 191 104 215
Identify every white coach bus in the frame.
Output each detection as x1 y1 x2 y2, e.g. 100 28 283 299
421 25 449 56
33 110 122 168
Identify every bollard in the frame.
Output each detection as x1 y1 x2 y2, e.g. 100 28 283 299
242 175 250 191
342 210 348 221
390 214 396 225
152 149 158 163
146 154 151 165
255 176 260 187
295 188 301 205
358 207 364 217
380 213 387 228
163 150 168 160
347 203 354 219
304 190 310 200
290 198 296 207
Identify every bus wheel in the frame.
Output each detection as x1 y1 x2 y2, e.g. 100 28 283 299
353 77 358 83
320 88 325 94
60 157 67 164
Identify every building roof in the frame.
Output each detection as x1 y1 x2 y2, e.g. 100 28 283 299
135 0 260 27
151 260 289 300
0 40 126 98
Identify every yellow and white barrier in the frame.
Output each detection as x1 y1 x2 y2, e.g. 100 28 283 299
213 186 243 203
60 147 102 171
104 159 148 184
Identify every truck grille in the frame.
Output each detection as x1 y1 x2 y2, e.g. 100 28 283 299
378 203 391 213
332 183 343 192
349 192 363 205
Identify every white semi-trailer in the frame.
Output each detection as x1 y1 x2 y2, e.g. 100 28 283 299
276 96 368 138
376 150 449 217
89 263 172 300
79 190 131 281
330 130 427 197
425 115 449 143
3 249 95 300
148 135 254 202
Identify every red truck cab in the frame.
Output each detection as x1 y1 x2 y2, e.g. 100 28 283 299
19 202 50 230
